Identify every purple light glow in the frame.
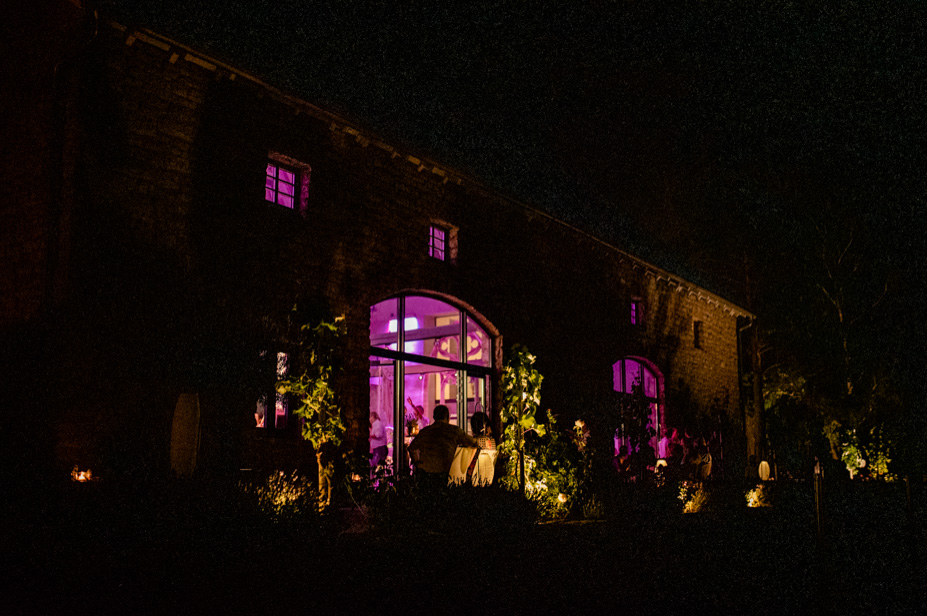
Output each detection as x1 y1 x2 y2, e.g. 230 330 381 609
428 226 446 260
265 163 296 209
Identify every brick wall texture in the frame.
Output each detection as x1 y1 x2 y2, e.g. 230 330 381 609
5 19 754 479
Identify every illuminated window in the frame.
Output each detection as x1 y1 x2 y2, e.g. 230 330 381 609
265 163 297 208
428 225 447 260
693 320 703 349
369 295 493 471
274 352 289 429
265 154 310 211
613 357 663 456
255 350 290 430
631 300 643 325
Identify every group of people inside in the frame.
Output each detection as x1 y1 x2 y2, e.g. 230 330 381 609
369 404 497 488
614 428 716 481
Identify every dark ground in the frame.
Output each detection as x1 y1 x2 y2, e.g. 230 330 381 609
4 479 925 615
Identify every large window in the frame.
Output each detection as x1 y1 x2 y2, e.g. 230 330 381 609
613 357 664 456
369 295 492 471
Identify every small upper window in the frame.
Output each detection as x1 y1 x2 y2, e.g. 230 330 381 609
631 300 643 325
265 154 310 211
266 162 297 208
429 225 447 261
693 320 703 349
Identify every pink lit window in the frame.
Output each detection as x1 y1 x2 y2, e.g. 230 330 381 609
275 352 289 429
265 163 297 209
428 226 446 261
631 300 643 325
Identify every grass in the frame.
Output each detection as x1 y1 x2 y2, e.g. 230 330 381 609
4 476 925 615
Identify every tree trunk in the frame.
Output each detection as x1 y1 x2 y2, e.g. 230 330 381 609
317 450 331 509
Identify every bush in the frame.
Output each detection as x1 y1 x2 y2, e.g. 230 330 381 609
239 470 320 522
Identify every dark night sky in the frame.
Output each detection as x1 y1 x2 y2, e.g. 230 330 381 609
106 1 926 376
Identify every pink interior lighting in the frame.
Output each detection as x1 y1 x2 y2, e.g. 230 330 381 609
265 163 296 209
428 226 446 260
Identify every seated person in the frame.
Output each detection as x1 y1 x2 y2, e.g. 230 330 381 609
408 404 478 490
470 411 496 449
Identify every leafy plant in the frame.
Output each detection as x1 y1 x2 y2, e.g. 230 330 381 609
239 470 317 520
745 483 772 508
498 346 582 519
678 480 710 513
499 344 546 492
823 420 894 480
615 379 656 480
278 315 346 508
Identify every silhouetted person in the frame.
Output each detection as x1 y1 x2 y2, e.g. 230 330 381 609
408 405 477 494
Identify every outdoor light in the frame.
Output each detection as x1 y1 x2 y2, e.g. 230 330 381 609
71 466 94 482
758 460 771 481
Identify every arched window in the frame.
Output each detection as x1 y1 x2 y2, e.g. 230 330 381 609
369 294 493 469
613 357 665 457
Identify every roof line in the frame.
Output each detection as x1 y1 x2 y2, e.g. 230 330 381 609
108 20 755 319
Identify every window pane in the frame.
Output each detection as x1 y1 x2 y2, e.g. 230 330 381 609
275 393 287 429
279 168 295 184
370 298 399 350
266 163 277 177
613 361 624 393
278 194 294 208
465 374 490 435
369 357 394 470
255 395 267 428
625 360 641 393
644 369 657 398
279 180 295 196
466 316 490 367
265 176 276 189
265 188 276 202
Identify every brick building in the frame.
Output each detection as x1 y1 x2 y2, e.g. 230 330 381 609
2 5 759 483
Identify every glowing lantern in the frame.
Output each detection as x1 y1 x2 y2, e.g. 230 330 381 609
758 460 771 481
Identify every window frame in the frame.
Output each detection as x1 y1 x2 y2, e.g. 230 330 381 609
631 299 643 326
265 153 311 212
428 224 448 261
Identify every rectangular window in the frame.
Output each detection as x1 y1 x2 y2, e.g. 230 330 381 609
255 350 290 430
265 162 297 208
693 321 703 349
275 352 289 429
631 300 643 325
428 225 447 261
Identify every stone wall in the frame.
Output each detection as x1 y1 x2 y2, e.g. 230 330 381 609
15 19 752 477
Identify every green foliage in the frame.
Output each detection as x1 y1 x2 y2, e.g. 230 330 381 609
277 314 346 507
239 471 318 521
745 483 772 508
678 480 710 513
499 344 546 449
616 380 655 458
823 420 894 480
278 316 346 451
498 346 582 519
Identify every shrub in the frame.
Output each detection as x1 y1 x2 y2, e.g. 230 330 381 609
745 483 772 508
678 480 710 513
239 471 319 521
